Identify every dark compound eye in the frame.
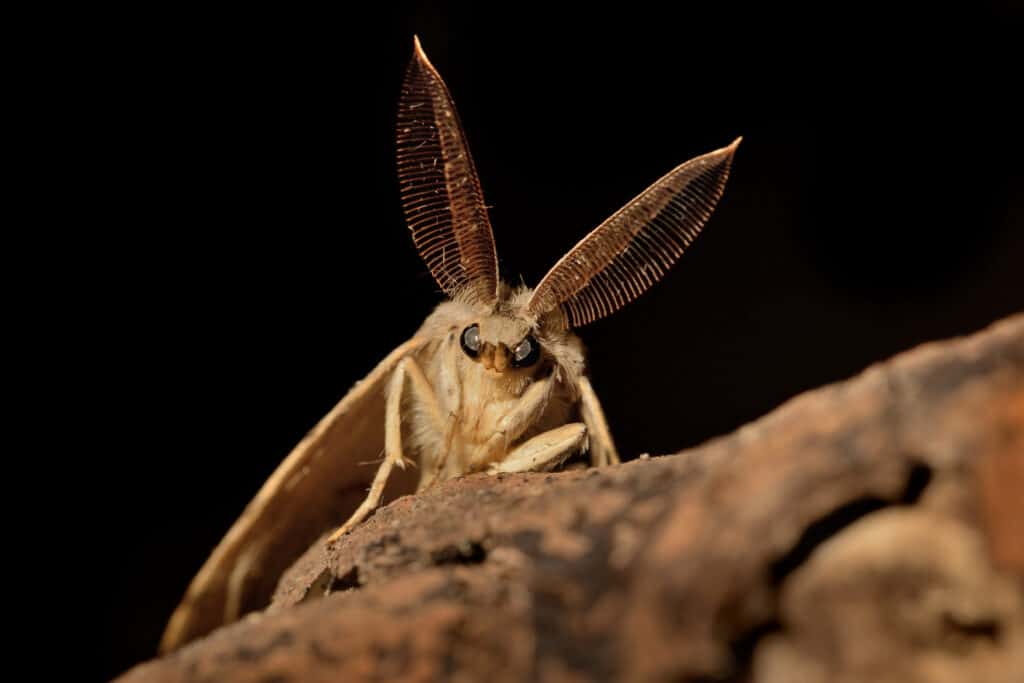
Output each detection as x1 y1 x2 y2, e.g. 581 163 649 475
460 324 481 357
511 334 541 367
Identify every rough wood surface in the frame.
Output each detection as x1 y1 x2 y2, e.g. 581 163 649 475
118 314 1024 683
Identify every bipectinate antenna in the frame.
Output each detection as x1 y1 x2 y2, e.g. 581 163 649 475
397 37 499 307
527 138 740 327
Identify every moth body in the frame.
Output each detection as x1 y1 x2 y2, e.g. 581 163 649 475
160 35 740 653
401 285 586 488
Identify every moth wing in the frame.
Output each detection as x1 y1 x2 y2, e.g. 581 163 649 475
160 336 429 652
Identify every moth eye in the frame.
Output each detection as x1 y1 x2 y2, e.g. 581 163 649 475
460 324 481 358
511 334 541 368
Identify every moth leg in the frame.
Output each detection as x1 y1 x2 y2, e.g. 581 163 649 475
471 377 554 470
327 451 396 541
578 376 621 466
422 421 458 490
392 356 446 470
329 357 442 540
490 423 588 473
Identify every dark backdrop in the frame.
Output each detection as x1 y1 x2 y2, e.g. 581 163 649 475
74 3 1022 680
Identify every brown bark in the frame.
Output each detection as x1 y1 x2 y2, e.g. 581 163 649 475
118 314 1024 683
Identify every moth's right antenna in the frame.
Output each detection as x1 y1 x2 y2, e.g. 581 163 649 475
397 36 499 307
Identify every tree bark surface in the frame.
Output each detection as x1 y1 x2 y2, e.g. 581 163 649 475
118 314 1024 683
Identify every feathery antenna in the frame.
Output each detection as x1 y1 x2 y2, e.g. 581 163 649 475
527 138 741 327
397 36 499 306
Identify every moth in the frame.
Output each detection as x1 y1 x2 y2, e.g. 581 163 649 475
161 37 739 652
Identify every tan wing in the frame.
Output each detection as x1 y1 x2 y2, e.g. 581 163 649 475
160 337 429 652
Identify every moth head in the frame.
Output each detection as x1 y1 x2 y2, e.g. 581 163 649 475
399 37 740 339
450 285 568 378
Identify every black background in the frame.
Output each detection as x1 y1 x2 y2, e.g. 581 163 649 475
61 3 1022 680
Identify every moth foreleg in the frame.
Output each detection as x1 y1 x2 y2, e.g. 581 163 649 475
577 376 621 466
477 377 554 459
329 356 441 540
388 356 445 470
489 423 588 473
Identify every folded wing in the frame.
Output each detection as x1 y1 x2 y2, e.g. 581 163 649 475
160 337 428 652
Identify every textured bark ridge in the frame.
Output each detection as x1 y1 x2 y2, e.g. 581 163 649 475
118 315 1024 683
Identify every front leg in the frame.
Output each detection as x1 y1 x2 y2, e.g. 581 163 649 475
490 423 588 473
473 377 554 469
578 375 621 466
329 356 444 540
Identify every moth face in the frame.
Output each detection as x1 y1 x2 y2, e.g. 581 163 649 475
459 315 542 376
